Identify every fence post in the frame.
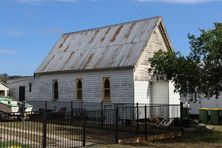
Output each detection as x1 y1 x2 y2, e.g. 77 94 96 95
145 105 147 140
82 109 86 146
136 102 139 135
101 102 103 129
42 101 47 148
115 106 119 144
71 101 73 124
180 102 184 135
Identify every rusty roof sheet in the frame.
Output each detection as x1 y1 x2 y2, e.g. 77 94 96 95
35 16 162 74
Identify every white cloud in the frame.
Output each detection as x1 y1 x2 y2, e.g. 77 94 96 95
15 0 220 5
0 49 18 55
0 30 27 37
16 0 77 2
15 0 97 5
137 0 220 4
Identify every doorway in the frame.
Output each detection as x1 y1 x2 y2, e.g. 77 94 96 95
0 90 5 96
19 86 25 101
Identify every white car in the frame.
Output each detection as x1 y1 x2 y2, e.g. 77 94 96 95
0 96 33 120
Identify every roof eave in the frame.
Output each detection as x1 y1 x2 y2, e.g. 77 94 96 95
158 19 174 51
0 82 9 88
34 66 135 76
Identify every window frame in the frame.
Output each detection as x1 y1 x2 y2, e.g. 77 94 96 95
76 78 83 100
53 80 59 100
103 77 111 101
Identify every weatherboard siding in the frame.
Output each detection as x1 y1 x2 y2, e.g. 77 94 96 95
10 69 134 104
134 25 168 81
7 77 36 100
134 81 150 104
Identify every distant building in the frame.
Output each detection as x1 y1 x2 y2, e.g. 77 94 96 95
7 16 180 112
7 77 34 101
0 82 9 97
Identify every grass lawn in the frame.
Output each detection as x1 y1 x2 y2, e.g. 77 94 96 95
0 141 31 148
87 125 222 148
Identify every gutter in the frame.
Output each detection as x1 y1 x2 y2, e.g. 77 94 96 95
34 66 135 76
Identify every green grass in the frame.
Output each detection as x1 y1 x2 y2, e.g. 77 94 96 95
175 125 222 143
87 125 222 148
0 141 31 148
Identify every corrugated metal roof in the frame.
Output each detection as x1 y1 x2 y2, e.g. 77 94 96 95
6 77 34 84
35 16 162 74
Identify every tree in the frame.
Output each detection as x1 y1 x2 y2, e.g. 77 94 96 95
0 73 8 83
149 23 222 101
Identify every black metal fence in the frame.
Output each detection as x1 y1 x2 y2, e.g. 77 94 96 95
0 101 183 148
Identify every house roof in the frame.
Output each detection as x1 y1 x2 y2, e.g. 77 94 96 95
35 16 169 74
6 77 34 85
0 82 9 89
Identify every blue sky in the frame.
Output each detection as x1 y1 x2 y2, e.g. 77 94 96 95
0 0 221 76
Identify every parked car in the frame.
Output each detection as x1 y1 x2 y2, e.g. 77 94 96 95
0 96 33 120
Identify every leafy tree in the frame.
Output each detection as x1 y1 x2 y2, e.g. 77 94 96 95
0 73 8 83
149 23 222 101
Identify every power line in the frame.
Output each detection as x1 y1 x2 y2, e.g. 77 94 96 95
129 0 148 18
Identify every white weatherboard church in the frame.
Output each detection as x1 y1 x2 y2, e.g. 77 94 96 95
7 16 180 110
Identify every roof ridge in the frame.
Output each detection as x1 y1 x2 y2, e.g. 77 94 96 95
63 16 161 36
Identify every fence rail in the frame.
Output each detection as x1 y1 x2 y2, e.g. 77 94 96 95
0 101 183 148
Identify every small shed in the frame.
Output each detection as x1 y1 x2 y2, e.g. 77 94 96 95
0 82 9 97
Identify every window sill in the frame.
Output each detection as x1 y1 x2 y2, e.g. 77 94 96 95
102 99 111 103
75 99 83 102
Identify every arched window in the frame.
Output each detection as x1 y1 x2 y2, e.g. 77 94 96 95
103 78 111 100
53 80 59 100
76 79 82 100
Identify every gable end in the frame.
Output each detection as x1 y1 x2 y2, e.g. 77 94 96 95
134 21 172 81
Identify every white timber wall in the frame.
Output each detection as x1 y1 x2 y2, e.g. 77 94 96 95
36 69 134 103
7 69 134 112
150 81 169 104
169 81 180 105
134 81 150 104
169 81 180 118
134 25 168 81
133 24 180 118
8 69 134 104
133 24 170 104
0 83 9 96
7 77 35 100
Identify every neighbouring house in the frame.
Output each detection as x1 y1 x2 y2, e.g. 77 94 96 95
7 16 180 116
7 77 34 101
0 82 9 97
181 95 222 115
